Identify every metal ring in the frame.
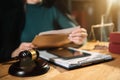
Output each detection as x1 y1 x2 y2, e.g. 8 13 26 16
29 49 37 60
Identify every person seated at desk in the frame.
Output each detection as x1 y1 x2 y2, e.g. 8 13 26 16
21 0 80 42
0 0 87 62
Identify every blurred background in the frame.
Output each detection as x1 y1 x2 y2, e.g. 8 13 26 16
65 0 120 41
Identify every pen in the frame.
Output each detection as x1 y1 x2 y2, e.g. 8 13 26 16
67 47 93 55
67 47 83 55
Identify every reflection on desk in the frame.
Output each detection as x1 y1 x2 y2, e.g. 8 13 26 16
0 42 120 80
0 63 60 80
50 42 120 80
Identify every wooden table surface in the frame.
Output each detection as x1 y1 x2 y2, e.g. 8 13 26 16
50 41 120 80
0 64 60 80
1 41 120 80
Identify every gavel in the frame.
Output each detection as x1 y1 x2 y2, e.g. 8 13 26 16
8 48 50 77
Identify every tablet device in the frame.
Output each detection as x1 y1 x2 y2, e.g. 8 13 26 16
47 48 91 59
39 47 113 69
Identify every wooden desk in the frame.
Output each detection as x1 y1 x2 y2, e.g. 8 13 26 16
0 41 120 80
0 63 60 80
50 42 120 80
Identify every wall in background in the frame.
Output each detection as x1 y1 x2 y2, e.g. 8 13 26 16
68 0 119 41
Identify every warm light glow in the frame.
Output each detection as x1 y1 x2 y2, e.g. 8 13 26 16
106 0 118 15
108 0 117 4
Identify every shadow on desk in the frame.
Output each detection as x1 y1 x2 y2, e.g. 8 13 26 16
49 53 120 80
1 42 120 80
0 63 60 80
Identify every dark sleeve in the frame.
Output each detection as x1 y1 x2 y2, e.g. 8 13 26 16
0 0 25 63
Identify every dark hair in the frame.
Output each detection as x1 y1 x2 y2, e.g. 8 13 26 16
42 0 78 26
54 0 78 26
42 0 70 14
42 0 55 8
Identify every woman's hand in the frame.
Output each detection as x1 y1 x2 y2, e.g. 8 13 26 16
68 27 88 45
11 42 36 58
39 27 88 45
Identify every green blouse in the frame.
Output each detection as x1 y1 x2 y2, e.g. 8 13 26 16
21 4 76 42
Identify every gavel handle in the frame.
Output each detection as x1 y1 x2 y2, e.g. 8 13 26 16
1 56 19 65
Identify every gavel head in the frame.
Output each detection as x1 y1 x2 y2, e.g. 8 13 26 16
8 48 50 77
18 48 39 61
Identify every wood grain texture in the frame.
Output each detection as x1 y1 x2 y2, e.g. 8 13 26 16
50 41 120 80
0 64 60 80
1 41 120 80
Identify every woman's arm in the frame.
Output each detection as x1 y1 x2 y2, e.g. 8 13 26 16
39 26 80 35
39 26 88 45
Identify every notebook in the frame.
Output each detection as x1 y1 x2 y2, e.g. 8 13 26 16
38 47 113 69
